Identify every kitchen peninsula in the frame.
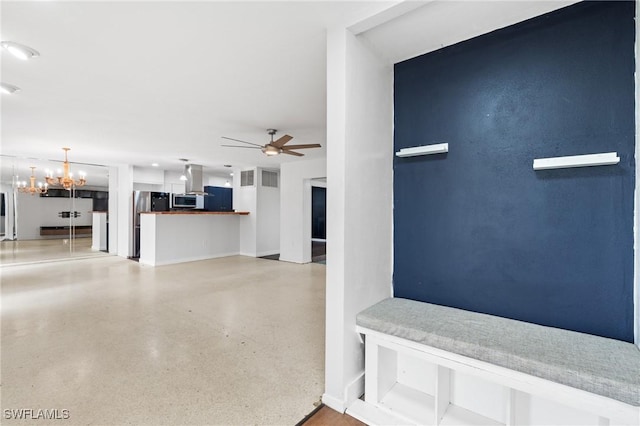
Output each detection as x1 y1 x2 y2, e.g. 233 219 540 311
138 211 249 266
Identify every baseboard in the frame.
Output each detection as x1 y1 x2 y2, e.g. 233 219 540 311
321 393 346 413
140 251 239 266
255 250 279 257
321 373 364 415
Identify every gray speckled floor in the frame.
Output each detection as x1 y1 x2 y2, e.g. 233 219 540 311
1 254 325 425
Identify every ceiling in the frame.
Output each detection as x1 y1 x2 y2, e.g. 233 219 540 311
1 0 579 188
0 0 394 183
360 0 580 64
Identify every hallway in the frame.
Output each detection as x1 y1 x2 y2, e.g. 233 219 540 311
1 255 326 425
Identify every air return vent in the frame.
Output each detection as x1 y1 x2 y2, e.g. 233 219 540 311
240 170 254 187
261 170 278 188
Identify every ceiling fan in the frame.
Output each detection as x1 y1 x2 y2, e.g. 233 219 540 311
221 129 321 157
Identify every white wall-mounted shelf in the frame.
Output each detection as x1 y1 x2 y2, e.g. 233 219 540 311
533 152 619 170
396 143 448 157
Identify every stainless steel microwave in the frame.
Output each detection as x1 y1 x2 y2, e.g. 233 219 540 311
171 194 204 209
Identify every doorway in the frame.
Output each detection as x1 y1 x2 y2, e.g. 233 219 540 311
311 183 326 264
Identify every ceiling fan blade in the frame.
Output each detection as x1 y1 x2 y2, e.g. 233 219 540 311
272 134 293 148
221 136 263 147
282 144 321 150
282 150 304 157
221 144 261 150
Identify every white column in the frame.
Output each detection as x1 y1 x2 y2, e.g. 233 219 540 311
323 26 394 412
237 167 257 256
109 164 133 258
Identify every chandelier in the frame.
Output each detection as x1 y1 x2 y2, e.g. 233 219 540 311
45 147 86 190
17 166 48 195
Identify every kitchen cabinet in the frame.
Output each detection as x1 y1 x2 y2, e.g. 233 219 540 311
204 186 233 211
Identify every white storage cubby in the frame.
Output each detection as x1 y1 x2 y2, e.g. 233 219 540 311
348 329 637 426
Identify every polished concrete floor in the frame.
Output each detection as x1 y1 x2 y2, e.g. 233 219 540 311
1 237 109 266
1 248 326 425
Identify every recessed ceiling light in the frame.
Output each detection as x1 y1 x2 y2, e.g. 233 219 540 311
0 82 20 94
151 163 159 167
1 41 40 60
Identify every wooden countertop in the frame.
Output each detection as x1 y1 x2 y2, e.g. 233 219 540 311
141 211 249 215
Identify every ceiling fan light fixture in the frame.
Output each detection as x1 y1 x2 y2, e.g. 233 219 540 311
262 145 281 156
0 82 21 94
1 41 40 60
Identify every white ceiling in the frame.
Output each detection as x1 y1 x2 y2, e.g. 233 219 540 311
1 0 579 188
0 0 394 183
360 1 580 64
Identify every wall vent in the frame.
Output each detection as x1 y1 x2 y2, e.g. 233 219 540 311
240 170 254 187
262 170 278 188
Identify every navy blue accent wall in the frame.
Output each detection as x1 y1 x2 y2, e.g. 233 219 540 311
393 1 635 342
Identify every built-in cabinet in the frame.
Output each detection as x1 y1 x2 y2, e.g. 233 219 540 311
204 186 233 212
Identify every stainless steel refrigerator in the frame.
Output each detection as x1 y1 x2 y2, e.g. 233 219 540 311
132 191 170 259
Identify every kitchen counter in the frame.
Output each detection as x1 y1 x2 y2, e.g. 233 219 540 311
139 210 249 266
141 211 249 215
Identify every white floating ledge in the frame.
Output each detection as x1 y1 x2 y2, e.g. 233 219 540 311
396 143 448 157
533 152 620 170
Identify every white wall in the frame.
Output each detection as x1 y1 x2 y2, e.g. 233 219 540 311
234 167 280 257
15 192 93 240
323 28 394 411
133 169 227 192
206 175 230 187
235 168 257 256
279 158 326 263
133 166 164 185
133 183 163 192
164 171 186 194
256 169 280 257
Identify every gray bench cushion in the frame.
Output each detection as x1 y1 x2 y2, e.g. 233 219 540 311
356 298 640 407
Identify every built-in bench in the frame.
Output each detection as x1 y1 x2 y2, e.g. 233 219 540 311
348 298 640 426
40 225 92 236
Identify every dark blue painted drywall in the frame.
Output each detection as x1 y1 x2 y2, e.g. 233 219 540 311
393 1 635 342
